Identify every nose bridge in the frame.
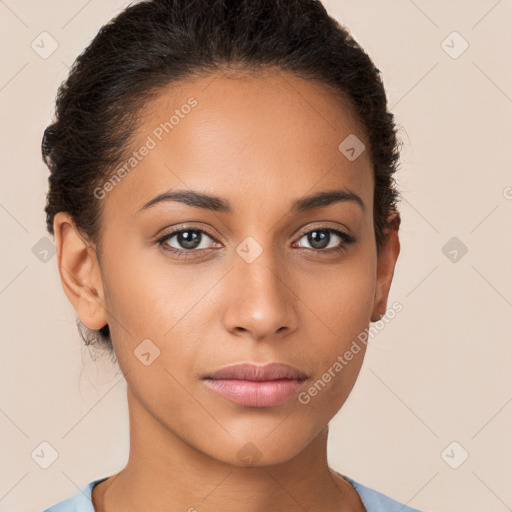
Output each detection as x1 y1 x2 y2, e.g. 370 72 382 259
236 235 288 306
223 235 297 338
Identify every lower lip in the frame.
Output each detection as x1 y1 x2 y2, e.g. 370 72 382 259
203 378 306 407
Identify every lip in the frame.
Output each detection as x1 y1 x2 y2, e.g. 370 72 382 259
203 363 308 407
205 362 308 381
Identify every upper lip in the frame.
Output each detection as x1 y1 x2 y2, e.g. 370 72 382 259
204 362 308 381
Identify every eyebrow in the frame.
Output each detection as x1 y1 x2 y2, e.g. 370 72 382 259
137 188 365 214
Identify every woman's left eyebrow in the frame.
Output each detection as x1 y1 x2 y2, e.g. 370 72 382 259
136 188 365 214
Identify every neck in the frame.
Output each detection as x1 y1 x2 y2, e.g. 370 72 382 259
93 387 363 512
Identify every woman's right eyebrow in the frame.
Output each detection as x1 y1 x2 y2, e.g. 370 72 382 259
138 189 231 214
136 188 365 215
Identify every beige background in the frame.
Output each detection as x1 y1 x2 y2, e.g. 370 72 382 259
1 1 511 511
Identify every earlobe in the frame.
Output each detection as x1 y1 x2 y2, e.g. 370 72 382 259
370 211 401 322
53 212 108 331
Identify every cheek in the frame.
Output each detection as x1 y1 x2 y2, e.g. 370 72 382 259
101 241 210 340
101 251 205 425
301 246 376 406
100 245 219 397
308 243 377 335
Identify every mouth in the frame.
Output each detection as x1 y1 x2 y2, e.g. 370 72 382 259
202 362 308 408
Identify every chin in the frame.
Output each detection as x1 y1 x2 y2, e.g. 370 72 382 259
201 431 317 469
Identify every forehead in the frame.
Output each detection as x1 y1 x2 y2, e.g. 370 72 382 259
101 70 373 219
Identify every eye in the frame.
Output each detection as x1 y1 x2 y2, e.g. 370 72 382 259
294 227 355 253
155 224 356 260
156 227 219 257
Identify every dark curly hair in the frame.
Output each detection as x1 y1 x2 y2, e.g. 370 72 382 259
42 0 402 354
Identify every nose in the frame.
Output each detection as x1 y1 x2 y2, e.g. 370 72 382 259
222 247 298 342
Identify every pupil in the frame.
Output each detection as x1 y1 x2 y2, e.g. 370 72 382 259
309 230 329 249
179 230 201 249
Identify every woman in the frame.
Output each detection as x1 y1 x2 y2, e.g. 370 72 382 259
41 0 424 510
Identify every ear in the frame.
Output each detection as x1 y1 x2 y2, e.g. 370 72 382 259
53 212 108 331
370 210 401 322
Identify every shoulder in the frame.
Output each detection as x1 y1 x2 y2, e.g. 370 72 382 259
42 478 107 512
342 474 427 512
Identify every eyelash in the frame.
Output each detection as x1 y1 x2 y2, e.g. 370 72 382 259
156 225 356 260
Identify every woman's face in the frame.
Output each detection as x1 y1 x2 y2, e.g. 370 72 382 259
58 70 399 466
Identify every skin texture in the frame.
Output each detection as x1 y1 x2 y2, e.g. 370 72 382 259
54 70 400 512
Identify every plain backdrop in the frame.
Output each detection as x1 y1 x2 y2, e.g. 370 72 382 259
0 1 511 511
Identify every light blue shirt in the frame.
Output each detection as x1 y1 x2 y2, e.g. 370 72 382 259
43 474 426 511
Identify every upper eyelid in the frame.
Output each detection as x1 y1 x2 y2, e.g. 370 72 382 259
159 225 351 247
296 224 351 238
